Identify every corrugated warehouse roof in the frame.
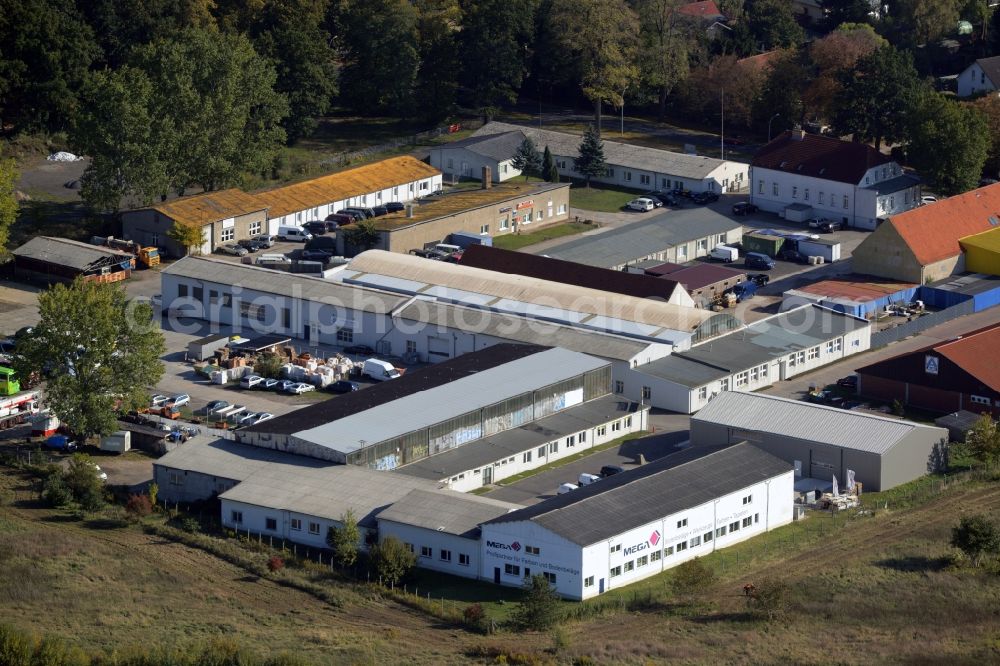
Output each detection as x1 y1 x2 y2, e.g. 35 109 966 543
751 130 892 185
219 462 441 528
637 305 869 387
155 438 334 481
395 395 643 481
151 189 267 226
643 262 745 292
342 250 715 340
459 244 682 302
393 300 657 363
442 131 528 162
12 236 133 270
884 182 1000 265
540 208 742 269
376 489 519 538
291 347 608 453
253 156 441 218
163 256 407 313
691 392 943 455
484 442 791 546
473 122 737 180
783 277 917 302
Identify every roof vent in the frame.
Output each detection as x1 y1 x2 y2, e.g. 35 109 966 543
989 216 999 226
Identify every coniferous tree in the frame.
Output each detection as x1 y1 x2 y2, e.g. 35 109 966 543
575 125 607 188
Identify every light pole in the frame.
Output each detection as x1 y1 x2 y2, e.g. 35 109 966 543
620 85 629 137
768 113 781 142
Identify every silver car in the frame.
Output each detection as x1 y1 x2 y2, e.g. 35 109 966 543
215 243 248 257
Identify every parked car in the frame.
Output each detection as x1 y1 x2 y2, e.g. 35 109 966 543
640 194 664 207
819 220 843 233
303 221 329 236
325 213 355 226
204 400 229 414
287 382 316 394
578 473 601 486
344 344 375 356
150 394 169 408
301 249 333 262
747 273 770 287
335 210 364 222
731 201 758 216
600 465 625 478
557 483 579 495
240 374 263 389
44 435 78 452
261 378 280 391
385 201 406 213
276 380 296 393
744 252 775 270
237 239 266 252
626 197 656 212
254 234 276 248
710 245 739 263
807 217 827 229
920 195 938 205
692 191 719 204
371 205 389 216
328 380 360 393
168 394 190 408
253 413 275 425
215 243 248 257
276 226 313 242
238 412 259 426
652 192 679 206
837 375 858 390
779 248 809 263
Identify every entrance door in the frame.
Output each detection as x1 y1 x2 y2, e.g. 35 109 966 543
428 336 451 358
461 161 471 177
524 568 530 579
482 465 493 486
307 322 320 345
494 567 501 585
599 578 605 593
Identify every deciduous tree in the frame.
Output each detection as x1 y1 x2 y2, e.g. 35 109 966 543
63 453 106 511
10 279 166 438
413 0 461 123
907 91 989 195
326 509 360 568
963 413 1000 466
0 159 17 257
821 0 877 29
804 24 886 121
635 0 693 119
551 0 640 130
745 0 805 51
671 557 716 599
165 223 206 255
888 0 960 46
831 46 923 149
968 95 1000 179
951 514 1000 567
575 125 607 187
368 536 416 585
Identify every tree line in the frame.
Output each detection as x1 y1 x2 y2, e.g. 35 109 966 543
2 0 1000 204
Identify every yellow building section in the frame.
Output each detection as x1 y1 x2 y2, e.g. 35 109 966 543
960 226 1000 275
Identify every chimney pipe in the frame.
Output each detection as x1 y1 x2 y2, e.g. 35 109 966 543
482 166 492 189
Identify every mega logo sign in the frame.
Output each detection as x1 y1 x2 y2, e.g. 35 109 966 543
623 530 661 556
486 540 521 552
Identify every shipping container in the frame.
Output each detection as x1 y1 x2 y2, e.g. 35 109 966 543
741 233 785 258
187 334 231 362
797 238 841 262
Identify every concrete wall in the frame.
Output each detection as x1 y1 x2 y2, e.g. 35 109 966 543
851 222 925 283
430 147 516 183
376 186 571 254
377 520 482 578
153 464 242 504
882 430 946 490
122 208 268 257
220 498 371 551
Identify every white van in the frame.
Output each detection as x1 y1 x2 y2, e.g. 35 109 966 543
362 358 401 381
578 473 601 486
557 483 579 495
277 226 313 242
710 245 739 263
256 253 292 265
626 197 655 212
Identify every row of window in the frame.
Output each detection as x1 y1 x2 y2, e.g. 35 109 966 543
759 180 851 209
606 514 760 579
504 564 558 584
230 512 324 537
413 544 471 566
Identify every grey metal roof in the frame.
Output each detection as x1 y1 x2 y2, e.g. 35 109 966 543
154 438 335 481
474 122 739 180
862 173 921 195
395 395 644 481
163 256 407 313
483 442 792 546
926 272 1000 297
541 208 743 269
293 347 609 453
691 392 947 455
438 130 528 162
376 489 519 538
393 300 655 362
634 353 730 388
219 463 441 528
13 236 133 270
675 305 869 375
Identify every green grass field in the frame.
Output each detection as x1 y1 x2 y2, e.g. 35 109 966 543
491 221 596 250
568 184 639 212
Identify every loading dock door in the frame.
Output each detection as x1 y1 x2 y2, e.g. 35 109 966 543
428 336 450 358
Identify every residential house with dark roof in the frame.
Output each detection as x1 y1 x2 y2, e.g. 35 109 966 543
121 188 268 257
12 236 135 284
750 129 921 230
458 244 693 307
957 55 1000 98
856 322 1000 417
433 121 749 194
852 182 1000 282
253 156 442 235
